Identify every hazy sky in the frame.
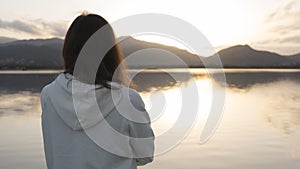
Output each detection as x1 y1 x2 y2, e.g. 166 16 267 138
1 0 300 55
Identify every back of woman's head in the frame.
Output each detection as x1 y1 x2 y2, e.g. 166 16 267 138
63 13 128 88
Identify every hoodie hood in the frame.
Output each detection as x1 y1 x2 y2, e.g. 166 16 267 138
47 73 122 130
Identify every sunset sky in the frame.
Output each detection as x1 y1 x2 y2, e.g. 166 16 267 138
1 0 300 55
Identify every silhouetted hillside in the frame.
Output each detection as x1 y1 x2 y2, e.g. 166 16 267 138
0 37 299 70
0 36 18 44
208 45 296 68
289 54 300 66
118 36 203 68
0 38 63 69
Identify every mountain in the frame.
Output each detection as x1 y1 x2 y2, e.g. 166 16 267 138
0 36 18 44
116 37 300 68
0 38 63 49
208 45 293 68
289 54 300 66
0 38 63 69
0 37 299 70
118 36 203 68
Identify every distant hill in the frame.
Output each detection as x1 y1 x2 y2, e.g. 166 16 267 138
289 54 300 66
208 45 298 68
0 37 299 70
0 36 18 44
1 38 63 49
0 38 63 69
118 36 203 68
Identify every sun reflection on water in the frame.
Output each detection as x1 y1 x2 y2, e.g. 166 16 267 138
1 70 300 168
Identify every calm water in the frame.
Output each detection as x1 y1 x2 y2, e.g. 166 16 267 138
0 69 300 169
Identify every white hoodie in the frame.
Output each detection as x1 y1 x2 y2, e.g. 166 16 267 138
41 73 154 169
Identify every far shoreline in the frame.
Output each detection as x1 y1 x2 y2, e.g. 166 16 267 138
1 68 300 74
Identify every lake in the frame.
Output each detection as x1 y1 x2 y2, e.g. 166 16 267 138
0 69 299 169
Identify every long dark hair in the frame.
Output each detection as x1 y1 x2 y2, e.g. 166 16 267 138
62 13 129 88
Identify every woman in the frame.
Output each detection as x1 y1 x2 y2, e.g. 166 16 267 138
40 13 154 169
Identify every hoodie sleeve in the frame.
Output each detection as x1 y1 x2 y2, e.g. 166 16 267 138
40 86 55 169
128 90 155 166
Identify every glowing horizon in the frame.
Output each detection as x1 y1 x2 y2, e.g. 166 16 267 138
1 0 300 55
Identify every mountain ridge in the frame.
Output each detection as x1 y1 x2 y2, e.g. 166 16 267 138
0 37 299 69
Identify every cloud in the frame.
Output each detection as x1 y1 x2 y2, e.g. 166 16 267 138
280 35 300 44
263 0 300 45
269 23 300 36
0 36 18 43
35 19 67 37
256 35 300 45
0 18 67 37
265 0 299 23
253 0 300 55
0 19 41 35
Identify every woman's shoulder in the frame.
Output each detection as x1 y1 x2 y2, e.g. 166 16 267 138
41 81 55 97
127 88 142 99
40 75 61 103
119 87 141 99
40 73 67 98
119 87 145 112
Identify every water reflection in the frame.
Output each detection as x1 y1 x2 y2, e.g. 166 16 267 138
257 80 300 134
1 69 299 93
0 73 58 93
0 92 41 117
2 70 300 135
1 69 300 169
131 71 201 92
132 70 300 93
213 71 300 90
1 70 300 117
